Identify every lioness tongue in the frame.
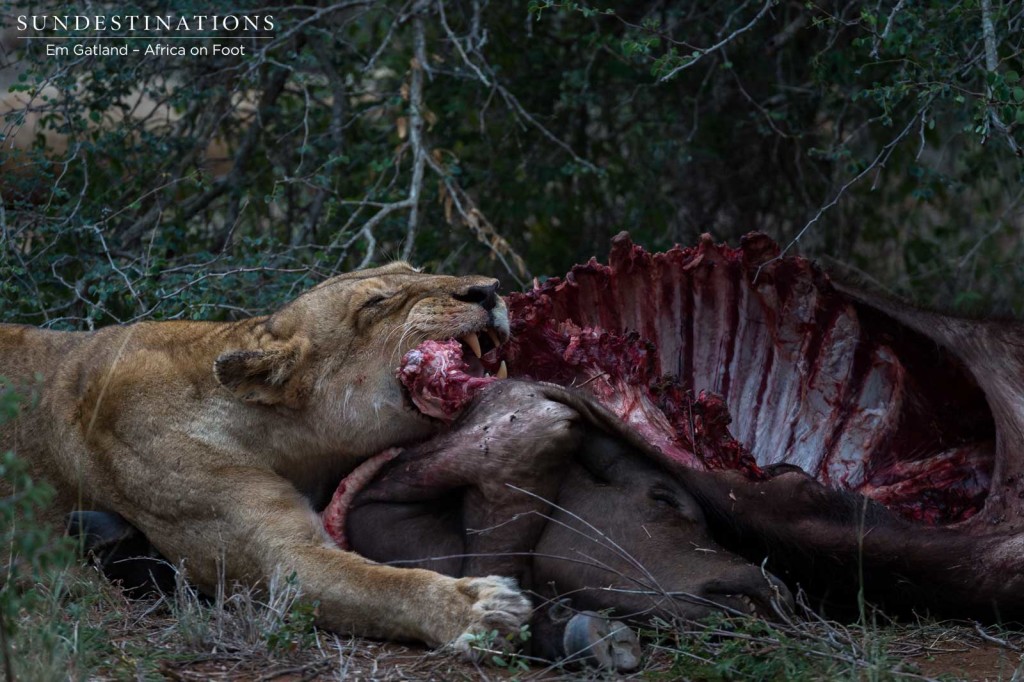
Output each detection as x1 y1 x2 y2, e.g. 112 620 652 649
397 339 498 422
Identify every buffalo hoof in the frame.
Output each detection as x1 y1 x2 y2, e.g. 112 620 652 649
562 611 641 672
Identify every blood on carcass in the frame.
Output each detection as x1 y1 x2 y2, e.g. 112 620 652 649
391 233 994 526
498 233 993 525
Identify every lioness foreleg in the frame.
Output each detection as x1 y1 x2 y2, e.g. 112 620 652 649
133 466 531 651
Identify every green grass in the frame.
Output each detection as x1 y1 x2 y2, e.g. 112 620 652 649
645 611 906 681
640 603 1024 681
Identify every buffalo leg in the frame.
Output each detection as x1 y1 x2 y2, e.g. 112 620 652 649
66 510 176 596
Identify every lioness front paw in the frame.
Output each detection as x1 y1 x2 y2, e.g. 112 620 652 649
449 576 532 659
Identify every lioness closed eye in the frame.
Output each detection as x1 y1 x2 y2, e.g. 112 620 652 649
0 262 530 652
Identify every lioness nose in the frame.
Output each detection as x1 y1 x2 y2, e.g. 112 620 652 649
454 281 500 311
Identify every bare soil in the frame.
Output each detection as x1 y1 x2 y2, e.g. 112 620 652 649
912 641 1022 682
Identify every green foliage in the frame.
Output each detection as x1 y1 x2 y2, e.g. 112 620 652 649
264 575 319 655
463 624 532 671
0 381 116 680
648 611 910 681
3 0 1024 322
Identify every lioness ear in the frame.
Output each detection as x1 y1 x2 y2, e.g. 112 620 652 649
214 337 311 408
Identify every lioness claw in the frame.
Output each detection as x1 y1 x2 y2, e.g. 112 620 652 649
450 576 532 660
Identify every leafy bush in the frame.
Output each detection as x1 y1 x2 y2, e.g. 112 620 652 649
0 380 95 679
3 0 1024 327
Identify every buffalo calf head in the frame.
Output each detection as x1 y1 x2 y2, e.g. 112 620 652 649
345 380 794 623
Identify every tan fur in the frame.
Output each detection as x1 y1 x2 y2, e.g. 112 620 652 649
0 262 529 649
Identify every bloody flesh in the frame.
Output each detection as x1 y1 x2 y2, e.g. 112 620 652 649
495 233 993 524
397 340 499 422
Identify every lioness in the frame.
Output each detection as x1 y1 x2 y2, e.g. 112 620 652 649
0 263 530 651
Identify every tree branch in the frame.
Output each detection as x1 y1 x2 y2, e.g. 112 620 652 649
659 0 776 82
980 0 1021 155
760 102 933 277
120 64 292 246
437 1 599 174
424 152 528 284
402 4 429 261
870 0 908 59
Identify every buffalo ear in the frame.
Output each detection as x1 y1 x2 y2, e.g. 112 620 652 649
577 430 624 483
214 337 311 408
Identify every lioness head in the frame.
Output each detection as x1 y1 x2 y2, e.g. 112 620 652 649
213 262 509 455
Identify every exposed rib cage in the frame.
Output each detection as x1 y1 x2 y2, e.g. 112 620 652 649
502 233 993 524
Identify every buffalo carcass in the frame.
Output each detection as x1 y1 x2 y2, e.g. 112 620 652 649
330 232 1024 626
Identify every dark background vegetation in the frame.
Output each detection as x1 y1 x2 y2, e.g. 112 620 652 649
2 0 1024 319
